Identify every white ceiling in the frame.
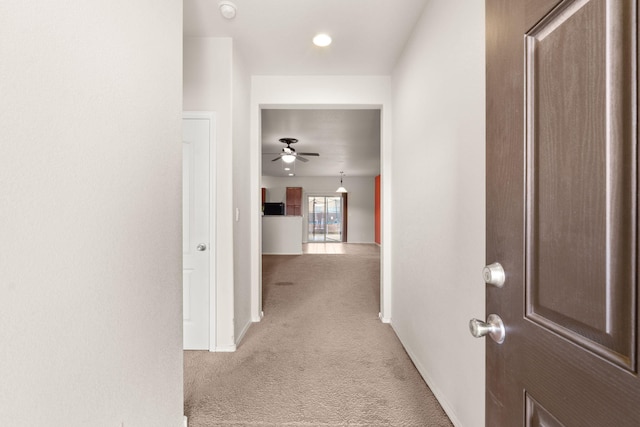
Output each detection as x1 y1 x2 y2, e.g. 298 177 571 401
261 109 380 177
184 0 427 177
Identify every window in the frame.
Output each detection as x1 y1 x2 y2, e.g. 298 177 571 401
307 196 343 242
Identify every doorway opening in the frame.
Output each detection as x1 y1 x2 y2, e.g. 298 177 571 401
307 195 344 242
254 104 387 323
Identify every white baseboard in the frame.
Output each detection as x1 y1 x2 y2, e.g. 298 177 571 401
390 322 463 427
344 241 375 244
211 344 236 352
235 319 252 347
378 312 391 323
183 415 188 427
262 252 303 255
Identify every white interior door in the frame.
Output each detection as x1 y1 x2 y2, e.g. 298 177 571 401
183 116 211 350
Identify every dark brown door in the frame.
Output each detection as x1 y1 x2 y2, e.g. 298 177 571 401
486 0 639 425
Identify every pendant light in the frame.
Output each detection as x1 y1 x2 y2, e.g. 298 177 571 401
336 171 347 193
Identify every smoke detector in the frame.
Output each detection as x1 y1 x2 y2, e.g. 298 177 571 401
218 1 237 20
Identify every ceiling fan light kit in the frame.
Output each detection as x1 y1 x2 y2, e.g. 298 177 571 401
270 138 320 167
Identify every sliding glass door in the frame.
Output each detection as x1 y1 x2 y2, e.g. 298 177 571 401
307 196 343 242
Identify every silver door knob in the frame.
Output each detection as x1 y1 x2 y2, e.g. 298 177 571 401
196 243 207 251
482 262 505 287
469 314 505 344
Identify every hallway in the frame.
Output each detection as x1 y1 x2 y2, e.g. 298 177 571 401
184 244 452 426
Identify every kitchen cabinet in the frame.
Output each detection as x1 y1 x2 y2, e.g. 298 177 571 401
286 187 302 216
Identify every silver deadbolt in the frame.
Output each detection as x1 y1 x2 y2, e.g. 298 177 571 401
482 262 505 287
469 314 505 344
196 243 207 251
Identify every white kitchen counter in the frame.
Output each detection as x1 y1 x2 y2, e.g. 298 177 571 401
262 215 303 255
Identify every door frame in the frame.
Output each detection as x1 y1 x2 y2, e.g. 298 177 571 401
249 78 392 323
253 105 387 321
183 111 217 351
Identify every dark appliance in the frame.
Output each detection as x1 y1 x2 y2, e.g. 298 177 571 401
264 202 285 215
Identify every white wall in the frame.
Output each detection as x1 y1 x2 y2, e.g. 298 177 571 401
0 1 183 425
390 2 485 427
250 76 393 321
232 48 253 344
183 37 236 349
261 176 375 243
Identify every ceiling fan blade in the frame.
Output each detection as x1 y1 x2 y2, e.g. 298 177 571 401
271 155 282 162
296 156 309 163
298 152 320 156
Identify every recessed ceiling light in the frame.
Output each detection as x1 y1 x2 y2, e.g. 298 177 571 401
288 173 294 176
313 34 332 47
284 167 291 171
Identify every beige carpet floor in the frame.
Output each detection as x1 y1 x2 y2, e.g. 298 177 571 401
184 244 452 426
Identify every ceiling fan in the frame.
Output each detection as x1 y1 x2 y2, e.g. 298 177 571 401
270 138 319 163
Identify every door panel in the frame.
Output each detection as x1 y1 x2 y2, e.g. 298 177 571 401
486 0 639 425
526 394 565 427
526 0 564 28
525 0 636 369
183 117 211 350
